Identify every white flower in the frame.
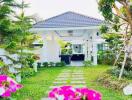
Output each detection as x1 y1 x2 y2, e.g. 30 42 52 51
70 87 76 92
57 95 64 100
0 87 5 96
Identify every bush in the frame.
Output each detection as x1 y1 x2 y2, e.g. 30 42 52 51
97 73 129 90
108 67 132 79
83 60 92 67
117 57 132 71
42 62 48 67
37 62 41 68
21 67 35 79
49 62 55 67
55 62 66 67
97 50 115 65
37 62 66 68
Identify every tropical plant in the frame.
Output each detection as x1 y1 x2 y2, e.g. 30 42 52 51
98 0 132 80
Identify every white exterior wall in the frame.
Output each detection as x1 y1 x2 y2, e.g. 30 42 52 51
36 32 61 63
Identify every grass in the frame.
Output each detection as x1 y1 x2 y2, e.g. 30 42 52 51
82 65 132 100
12 67 66 100
11 65 132 100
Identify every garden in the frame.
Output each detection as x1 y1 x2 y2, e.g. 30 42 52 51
0 0 132 100
11 66 132 100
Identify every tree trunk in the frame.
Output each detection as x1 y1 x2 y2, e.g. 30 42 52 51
118 50 128 80
113 46 124 66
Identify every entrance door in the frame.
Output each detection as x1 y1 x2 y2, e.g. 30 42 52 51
71 44 85 61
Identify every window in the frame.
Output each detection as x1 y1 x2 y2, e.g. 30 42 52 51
97 44 103 50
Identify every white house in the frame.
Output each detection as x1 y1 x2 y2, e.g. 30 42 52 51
31 11 105 65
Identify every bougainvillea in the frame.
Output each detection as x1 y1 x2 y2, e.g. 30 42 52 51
0 75 23 98
48 86 102 100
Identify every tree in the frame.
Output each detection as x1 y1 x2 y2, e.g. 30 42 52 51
0 0 36 76
0 0 16 44
98 0 132 80
11 0 36 67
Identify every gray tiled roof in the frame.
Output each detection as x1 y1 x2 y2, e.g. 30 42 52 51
33 11 103 28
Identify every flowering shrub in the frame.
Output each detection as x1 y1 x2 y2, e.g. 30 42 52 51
48 86 102 100
0 75 23 98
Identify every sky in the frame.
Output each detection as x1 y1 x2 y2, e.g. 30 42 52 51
24 0 104 20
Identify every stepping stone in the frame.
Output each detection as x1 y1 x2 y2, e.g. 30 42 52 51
71 78 84 81
61 70 72 72
49 86 63 89
49 85 87 90
71 77 84 79
71 81 86 84
72 85 87 88
72 75 83 78
41 98 50 100
53 81 67 85
72 73 84 75
58 74 70 76
73 71 83 73
57 75 70 78
59 73 70 75
55 78 68 81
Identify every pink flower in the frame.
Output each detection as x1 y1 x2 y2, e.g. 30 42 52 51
48 86 102 100
0 75 23 97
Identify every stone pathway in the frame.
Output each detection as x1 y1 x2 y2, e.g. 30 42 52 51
42 68 86 99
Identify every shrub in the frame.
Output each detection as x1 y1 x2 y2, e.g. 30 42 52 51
42 62 48 67
97 73 129 90
97 50 115 65
21 67 35 79
37 62 41 68
49 62 55 67
55 62 66 67
117 57 132 71
83 60 92 67
108 67 132 79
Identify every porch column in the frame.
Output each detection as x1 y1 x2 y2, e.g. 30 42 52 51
93 42 97 65
88 41 91 61
84 41 88 60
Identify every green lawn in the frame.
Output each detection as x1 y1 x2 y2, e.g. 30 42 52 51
12 67 66 100
82 65 132 100
12 65 132 100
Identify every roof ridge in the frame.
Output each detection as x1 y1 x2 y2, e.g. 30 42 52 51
69 11 103 21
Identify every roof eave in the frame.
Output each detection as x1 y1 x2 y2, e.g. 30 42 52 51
30 26 100 33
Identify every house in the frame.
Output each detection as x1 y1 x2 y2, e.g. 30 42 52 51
30 11 105 65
